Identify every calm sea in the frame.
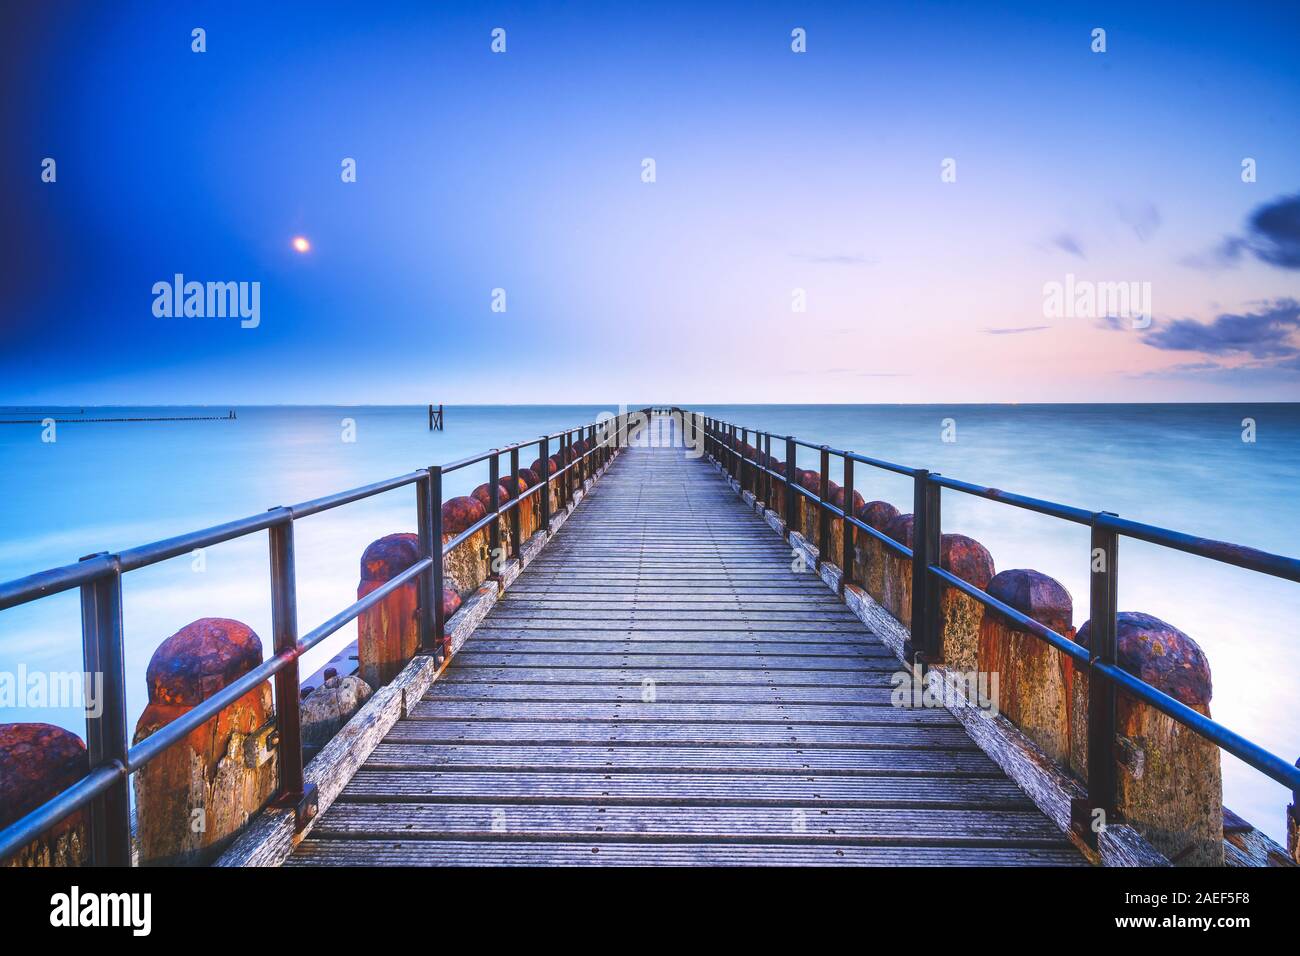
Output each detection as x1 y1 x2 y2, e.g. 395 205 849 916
2 404 1297 844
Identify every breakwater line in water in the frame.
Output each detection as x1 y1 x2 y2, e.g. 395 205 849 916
0 411 237 424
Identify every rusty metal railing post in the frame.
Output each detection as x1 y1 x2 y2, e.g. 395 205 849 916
563 432 573 506
509 447 522 558
555 434 564 510
784 436 798 537
557 433 567 510
425 466 446 662
268 515 316 827
488 450 501 578
1079 515 1120 845
910 470 941 669
841 455 855 594
742 428 752 496
569 429 578 492
762 432 772 506
417 471 436 650
747 429 755 495
748 429 759 496
570 430 578 488
738 427 746 492
539 436 552 532
78 553 131 866
818 445 831 568
579 426 590 486
1290 759 1299 851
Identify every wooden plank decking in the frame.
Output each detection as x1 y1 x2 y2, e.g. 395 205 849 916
288 444 1084 866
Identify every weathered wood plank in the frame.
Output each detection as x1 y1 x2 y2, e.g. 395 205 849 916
459 636 886 652
438 666 900 685
405 700 961 724
340 769 1038 807
382 720 980 749
286 839 1083 866
449 651 895 670
309 803 1070 844
423 682 904 704
364 743 1002 775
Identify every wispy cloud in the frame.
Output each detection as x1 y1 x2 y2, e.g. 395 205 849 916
1127 357 1300 383
790 252 874 266
1116 202 1161 242
795 367 910 378
1093 315 1130 331
983 325 1050 335
1050 233 1086 259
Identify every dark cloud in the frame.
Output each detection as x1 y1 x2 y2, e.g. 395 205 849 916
1183 194 1300 271
983 325 1050 335
1248 194 1300 268
1142 299 1300 358
1098 298 1300 379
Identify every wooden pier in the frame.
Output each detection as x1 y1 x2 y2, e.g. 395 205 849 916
288 444 1082 865
7 409 1295 870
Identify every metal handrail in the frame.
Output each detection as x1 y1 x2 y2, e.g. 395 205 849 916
687 407 1300 847
0 408 652 864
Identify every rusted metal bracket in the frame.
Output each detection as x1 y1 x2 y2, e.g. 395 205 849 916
1070 796 1124 848
243 718 278 769
272 781 319 831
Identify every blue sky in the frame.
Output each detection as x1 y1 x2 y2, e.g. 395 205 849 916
2 1 1298 404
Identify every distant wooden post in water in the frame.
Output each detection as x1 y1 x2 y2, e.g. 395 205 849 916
428 403 444 430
